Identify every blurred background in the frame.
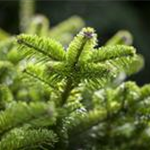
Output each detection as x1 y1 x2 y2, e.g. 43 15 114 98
0 0 149 85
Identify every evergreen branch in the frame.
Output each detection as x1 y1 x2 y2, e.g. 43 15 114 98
106 30 133 46
67 27 97 67
19 0 35 32
59 28 98 104
0 128 58 150
106 55 144 75
0 85 13 110
0 61 15 85
17 34 66 61
141 84 150 99
29 114 57 128
1 24 148 150
46 61 70 78
26 15 49 36
124 54 144 75
0 61 14 73
49 16 85 45
23 68 55 89
80 63 111 80
0 38 14 60
91 82 150 125
75 62 116 89
84 78 109 90
0 102 56 134
50 16 85 37
23 63 65 89
63 99 84 114
90 45 136 63
67 108 107 136
87 45 143 82
68 82 150 148
61 78 74 106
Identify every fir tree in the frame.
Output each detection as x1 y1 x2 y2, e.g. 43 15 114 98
0 0 150 150
0 26 150 150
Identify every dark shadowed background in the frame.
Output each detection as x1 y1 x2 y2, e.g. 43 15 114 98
0 1 149 85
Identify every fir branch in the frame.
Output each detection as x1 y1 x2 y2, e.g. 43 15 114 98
19 0 35 32
63 99 84 114
0 85 13 110
50 16 85 38
26 15 49 36
106 30 133 46
80 63 111 80
0 38 14 60
61 78 74 106
0 61 15 85
46 61 69 79
23 68 55 89
59 27 98 105
0 102 56 134
17 34 66 61
68 82 150 149
67 27 97 67
67 108 107 137
141 84 150 99
12 26 150 150
90 45 136 63
49 16 85 45
22 64 56 89
88 45 143 80
22 62 66 91
106 55 144 75
0 128 58 150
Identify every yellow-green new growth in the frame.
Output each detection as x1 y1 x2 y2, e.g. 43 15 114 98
17 27 143 102
0 26 149 150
